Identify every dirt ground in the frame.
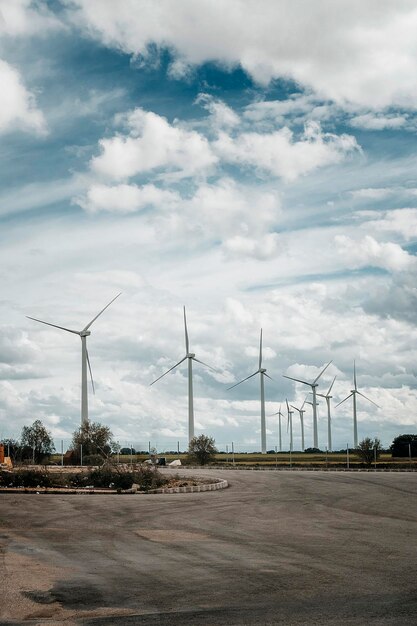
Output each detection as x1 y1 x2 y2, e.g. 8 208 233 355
0 469 416 625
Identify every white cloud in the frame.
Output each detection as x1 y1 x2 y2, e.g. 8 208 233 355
77 183 180 214
350 188 395 200
196 93 240 129
0 0 60 36
335 234 416 272
91 108 217 180
214 121 359 181
0 59 46 135
365 208 417 241
223 233 280 260
69 0 417 108
350 113 407 130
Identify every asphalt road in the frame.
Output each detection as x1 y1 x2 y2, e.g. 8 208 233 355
1 469 416 625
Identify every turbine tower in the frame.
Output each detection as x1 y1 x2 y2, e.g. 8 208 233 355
150 307 216 444
283 361 332 449
27 293 121 427
228 329 272 454
336 361 379 447
286 399 293 452
317 376 336 452
291 397 307 451
270 404 283 451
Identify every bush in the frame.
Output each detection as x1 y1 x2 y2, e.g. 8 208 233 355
82 454 105 466
0 468 54 488
188 435 217 465
304 447 322 454
356 437 381 466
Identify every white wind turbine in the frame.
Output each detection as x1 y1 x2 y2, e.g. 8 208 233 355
291 397 307 451
316 376 336 452
283 361 332 449
286 399 293 452
228 329 272 454
336 361 379 448
270 404 284 451
27 293 121 427
150 307 217 444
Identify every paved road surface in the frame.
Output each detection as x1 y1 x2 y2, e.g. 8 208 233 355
1 470 416 625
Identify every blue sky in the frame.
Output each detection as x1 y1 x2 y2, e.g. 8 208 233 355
1 0 417 452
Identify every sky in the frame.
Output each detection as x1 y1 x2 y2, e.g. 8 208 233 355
1 0 417 453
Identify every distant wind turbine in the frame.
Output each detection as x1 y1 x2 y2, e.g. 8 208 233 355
336 361 379 447
291 397 307 451
283 361 332 449
27 293 122 427
270 404 283 451
228 329 272 454
150 307 217 444
286 399 293 452
317 376 336 452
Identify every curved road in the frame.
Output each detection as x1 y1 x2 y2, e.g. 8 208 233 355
1 469 416 625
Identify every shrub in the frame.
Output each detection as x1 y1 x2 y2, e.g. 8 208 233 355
188 435 217 465
82 454 105 466
356 437 381 466
0 468 53 488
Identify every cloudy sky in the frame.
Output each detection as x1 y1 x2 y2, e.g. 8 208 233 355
1 0 417 452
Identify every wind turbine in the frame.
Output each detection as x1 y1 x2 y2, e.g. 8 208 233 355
317 376 336 452
270 404 284 451
27 293 121 427
228 329 272 454
150 307 217 444
336 361 379 448
283 361 332 449
291 397 307 451
286 399 293 452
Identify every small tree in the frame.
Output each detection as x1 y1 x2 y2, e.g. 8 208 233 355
391 434 417 457
20 420 55 463
71 421 114 460
188 435 217 466
356 437 381 466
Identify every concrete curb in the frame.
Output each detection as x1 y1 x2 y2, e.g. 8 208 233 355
144 478 228 494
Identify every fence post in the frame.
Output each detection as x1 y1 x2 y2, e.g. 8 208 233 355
346 444 349 470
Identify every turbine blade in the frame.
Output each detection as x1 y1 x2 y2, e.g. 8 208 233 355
192 357 218 373
150 356 187 386
316 393 327 398
86 348 95 394
263 372 273 381
313 360 332 385
353 360 357 390
283 374 310 386
286 398 290 412
357 391 380 408
82 292 122 332
290 405 300 412
300 395 308 410
26 316 80 335
183 306 189 353
259 328 263 370
227 370 259 391
335 393 353 408
327 375 337 396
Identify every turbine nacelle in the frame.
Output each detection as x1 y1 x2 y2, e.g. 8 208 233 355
80 330 91 337
187 353 196 359
259 368 266 374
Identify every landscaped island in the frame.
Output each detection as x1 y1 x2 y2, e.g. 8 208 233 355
0 465 213 493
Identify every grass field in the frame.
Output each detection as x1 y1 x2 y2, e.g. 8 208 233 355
49 451 416 468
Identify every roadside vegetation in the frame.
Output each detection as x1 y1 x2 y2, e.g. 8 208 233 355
0 463 167 491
